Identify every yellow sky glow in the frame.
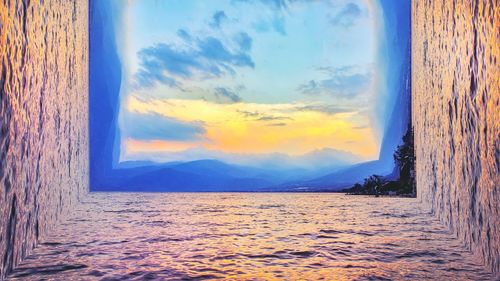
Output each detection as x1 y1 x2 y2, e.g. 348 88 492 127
125 96 379 158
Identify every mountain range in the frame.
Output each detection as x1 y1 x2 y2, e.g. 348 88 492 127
90 0 410 192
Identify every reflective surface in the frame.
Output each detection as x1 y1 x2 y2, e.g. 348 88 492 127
0 0 88 276
11 193 492 280
412 0 499 274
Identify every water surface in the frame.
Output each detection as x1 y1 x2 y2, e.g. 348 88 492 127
11 193 492 280
412 0 499 274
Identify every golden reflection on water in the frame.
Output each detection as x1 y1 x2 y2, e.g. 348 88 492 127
0 0 88 275
1 0 498 278
12 193 493 280
412 0 499 274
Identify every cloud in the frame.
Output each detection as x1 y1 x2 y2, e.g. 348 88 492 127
214 87 242 103
134 44 200 88
297 80 320 95
233 0 287 10
267 122 287 127
352 125 368 129
253 15 287 35
134 32 254 89
271 16 287 35
330 3 363 28
124 141 365 171
231 0 288 35
126 96 379 159
210 10 228 29
197 37 254 68
257 115 292 121
176 29 192 42
297 65 372 97
236 109 293 121
295 104 352 115
123 111 206 141
237 110 260 118
262 0 287 10
234 32 253 52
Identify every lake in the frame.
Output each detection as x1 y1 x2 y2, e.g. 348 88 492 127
10 193 492 280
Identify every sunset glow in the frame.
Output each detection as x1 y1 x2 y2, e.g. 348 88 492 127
111 0 383 167
124 97 378 159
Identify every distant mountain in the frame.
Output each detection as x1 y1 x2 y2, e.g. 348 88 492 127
98 159 340 192
94 147 364 192
275 1 412 192
293 148 364 169
97 160 275 192
124 146 363 174
116 160 180 169
167 159 256 179
89 0 410 192
276 160 397 191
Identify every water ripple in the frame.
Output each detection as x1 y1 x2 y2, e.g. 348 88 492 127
10 193 494 280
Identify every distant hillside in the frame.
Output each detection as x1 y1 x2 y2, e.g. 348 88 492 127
94 144 364 191
90 0 410 193
96 160 274 192
272 159 396 191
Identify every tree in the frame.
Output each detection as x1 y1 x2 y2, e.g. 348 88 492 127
394 125 415 195
352 183 363 192
345 124 416 197
363 175 383 194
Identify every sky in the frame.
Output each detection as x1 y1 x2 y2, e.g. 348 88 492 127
112 0 383 168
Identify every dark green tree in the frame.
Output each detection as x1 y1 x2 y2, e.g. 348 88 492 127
363 175 383 194
345 125 415 196
394 125 415 195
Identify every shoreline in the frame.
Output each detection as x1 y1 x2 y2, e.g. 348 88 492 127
345 193 416 198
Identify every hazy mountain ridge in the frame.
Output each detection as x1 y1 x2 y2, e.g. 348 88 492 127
277 0 412 191
102 156 361 191
90 0 410 192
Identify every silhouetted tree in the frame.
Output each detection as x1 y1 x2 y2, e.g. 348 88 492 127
352 183 363 192
346 125 415 196
363 175 383 194
394 125 415 195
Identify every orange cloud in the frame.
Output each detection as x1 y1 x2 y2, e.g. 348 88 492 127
125 97 379 159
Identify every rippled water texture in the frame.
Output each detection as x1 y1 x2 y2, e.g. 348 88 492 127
1 0 498 279
10 193 493 280
0 0 88 277
412 0 499 274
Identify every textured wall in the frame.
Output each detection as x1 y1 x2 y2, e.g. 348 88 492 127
0 0 498 278
0 0 88 278
412 0 499 275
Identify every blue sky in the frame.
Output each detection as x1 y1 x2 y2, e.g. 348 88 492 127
111 0 385 168
121 0 377 101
